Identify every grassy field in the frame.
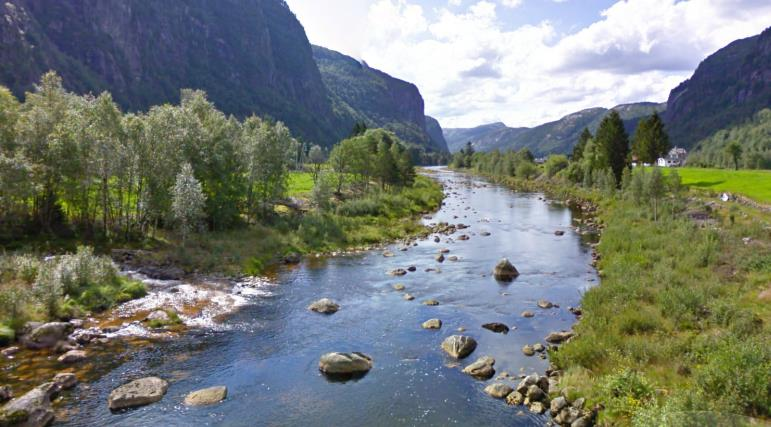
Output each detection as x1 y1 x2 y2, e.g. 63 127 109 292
666 167 771 204
288 171 315 196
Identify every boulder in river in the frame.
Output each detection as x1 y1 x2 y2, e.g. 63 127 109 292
318 352 373 375
482 323 509 334
522 345 535 356
108 377 169 410
462 356 496 379
183 386 227 406
441 335 477 359
421 319 442 330
138 266 184 281
484 383 513 399
1 347 19 358
146 310 171 323
389 269 408 276
308 298 340 314
554 230 565 236
545 331 575 344
403 293 415 301
57 350 86 364
283 253 302 264
0 385 11 403
53 373 78 390
493 259 519 281
392 284 406 291
22 322 73 350
435 254 445 263
537 299 554 309
521 311 535 318
506 391 525 406
0 382 59 427
422 299 440 306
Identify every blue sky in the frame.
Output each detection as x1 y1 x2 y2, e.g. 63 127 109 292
286 0 771 128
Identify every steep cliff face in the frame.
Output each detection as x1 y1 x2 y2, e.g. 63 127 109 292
425 116 449 153
0 0 339 145
312 45 446 153
665 27 771 148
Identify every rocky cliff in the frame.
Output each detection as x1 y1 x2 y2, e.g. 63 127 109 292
312 45 446 153
0 0 336 145
665 27 771 149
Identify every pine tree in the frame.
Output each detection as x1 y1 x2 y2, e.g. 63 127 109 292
573 128 592 162
595 111 630 185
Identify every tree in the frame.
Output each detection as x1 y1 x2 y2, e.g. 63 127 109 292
544 155 569 178
595 111 630 185
350 121 368 137
646 167 666 222
633 112 670 165
308 145 325 184
573 128 592 162
171 163 206 244
242 118 293 218
725 141 743 170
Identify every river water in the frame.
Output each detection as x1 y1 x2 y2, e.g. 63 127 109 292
54 168 598 426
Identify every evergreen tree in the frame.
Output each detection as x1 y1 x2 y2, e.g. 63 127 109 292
573 128 592 162
725 141 743 170
595 111 630 184
633 112 670 165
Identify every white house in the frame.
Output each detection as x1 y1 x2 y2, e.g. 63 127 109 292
657 147 688 167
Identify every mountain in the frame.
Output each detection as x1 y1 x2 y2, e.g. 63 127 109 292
425 116 450 153
0 0 448 157
0 0 342 145
445 102 665 155
665 27 771 149
312 45 447 154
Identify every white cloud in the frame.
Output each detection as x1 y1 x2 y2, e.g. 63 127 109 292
500 0 523 8
290 0 771 128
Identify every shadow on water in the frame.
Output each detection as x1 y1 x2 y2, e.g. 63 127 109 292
49 168 599 427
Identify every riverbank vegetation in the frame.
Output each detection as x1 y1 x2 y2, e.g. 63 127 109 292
454 110 771 425
0 73 443 339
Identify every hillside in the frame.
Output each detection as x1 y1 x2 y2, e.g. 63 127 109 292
425 116 450 153
445 103 665 155
312 45 447 154
665 27 771 149
687 108 771 169
0 0 343 146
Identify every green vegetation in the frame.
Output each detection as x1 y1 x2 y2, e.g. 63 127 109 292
457 109 770 425
664 168 771 204
687 109 771 170
288 172 315 196
0 247 146 331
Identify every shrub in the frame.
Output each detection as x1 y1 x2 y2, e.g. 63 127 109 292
601 368 655 419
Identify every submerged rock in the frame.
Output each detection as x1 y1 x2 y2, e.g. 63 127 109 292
422 319 442 330
484 383 513 399
422 299 440 306
393 284 406 291
493 259 519 281
522 345 535 356
521 311 535 318
462 356 496 379
184 386 227 406
308 298 340 314
441 335 477 359
482 323 509 334
108 377 169 410
537 300 554 309
318 352 373 375
389 269 408 276
57 350 86 364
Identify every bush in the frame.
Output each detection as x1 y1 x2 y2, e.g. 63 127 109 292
544 155 569 177
601 368 655 419
336 197 383 217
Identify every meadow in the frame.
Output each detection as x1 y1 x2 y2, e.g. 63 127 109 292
666 167 771 204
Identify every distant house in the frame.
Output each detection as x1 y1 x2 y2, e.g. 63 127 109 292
656 147 688 167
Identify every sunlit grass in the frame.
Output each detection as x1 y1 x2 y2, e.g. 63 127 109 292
665 167 771 204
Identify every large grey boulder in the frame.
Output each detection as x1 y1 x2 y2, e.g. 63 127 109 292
108 377 169 410
441 335 477 359
22 323 73 350
0 382 59 427
308 298 340 314
183 386 227 406
318 352 372 375
484 383 513 399
462 356 496 379
493 259 519 281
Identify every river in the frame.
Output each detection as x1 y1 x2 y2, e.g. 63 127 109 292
53 168 598 426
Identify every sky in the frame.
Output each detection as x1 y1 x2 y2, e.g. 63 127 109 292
284 0 771 129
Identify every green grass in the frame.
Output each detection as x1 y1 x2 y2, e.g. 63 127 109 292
666 167 771 204
288 172 315 197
